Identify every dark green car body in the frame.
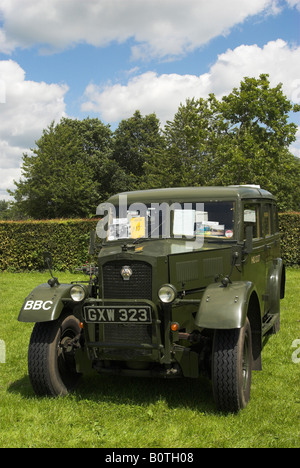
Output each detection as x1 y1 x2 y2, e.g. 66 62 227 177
19 186 285 411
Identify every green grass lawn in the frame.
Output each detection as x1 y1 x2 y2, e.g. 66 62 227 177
0 269 299 448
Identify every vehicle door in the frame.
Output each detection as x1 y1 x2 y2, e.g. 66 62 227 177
263 202 281 314
242 201 266 315
262 203 273 314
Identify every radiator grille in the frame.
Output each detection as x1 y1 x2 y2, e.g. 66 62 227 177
103 323 152 358
104 323 152 344
102 260 152 300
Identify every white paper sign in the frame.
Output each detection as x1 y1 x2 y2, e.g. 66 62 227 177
173 209 195 237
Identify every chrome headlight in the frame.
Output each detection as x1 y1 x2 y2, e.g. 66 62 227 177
158 284 177 304
70 284 87 302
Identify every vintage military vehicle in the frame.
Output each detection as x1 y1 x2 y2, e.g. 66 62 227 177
18 186 285 412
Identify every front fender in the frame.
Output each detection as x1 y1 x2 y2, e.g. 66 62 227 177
18 283 74 323
195 281 254 329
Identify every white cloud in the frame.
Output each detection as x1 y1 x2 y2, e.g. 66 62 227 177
82 40 300 125
208 40 300 99
0 0 282 58
82 39 300 158
0 167 22 200
0 60 68 199
285 0 300 11
82 72 211 124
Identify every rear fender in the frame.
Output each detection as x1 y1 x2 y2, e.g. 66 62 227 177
195 281 255 329
267 258 285 314
18 283 73 323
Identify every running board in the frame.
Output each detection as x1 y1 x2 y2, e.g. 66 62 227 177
262 313 280 336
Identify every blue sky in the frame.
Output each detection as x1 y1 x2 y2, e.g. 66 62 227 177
0 0 299 200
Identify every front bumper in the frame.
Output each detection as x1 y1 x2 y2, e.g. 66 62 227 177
80 298 165 363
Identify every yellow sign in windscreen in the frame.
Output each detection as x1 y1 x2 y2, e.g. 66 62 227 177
131 217 145 239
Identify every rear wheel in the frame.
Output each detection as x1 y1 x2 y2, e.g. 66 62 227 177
212 318 252 412
28 313 82 396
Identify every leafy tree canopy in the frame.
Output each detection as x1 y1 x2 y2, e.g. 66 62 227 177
7 75 300 218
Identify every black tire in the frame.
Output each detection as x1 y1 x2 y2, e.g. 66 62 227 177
212 318 252 412
28 313 82 396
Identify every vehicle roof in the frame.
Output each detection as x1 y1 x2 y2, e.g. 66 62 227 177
107 185 276 204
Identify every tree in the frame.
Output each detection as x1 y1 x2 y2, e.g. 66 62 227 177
145 74 300 210
9 118 112 218
214 74 300 209
98 158 137 200
0 200 9 220
144 97 218 188
112 110 165 185
220 74 298 152
7 76 300 217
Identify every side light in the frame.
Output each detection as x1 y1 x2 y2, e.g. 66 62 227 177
70 284 87 302
158 284 177 304
171 322 179 332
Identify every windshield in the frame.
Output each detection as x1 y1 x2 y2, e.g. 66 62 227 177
101 201 235 242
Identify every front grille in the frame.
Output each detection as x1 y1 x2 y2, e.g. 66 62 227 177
104 323 152 344
103 323 153 358
102 260 152 300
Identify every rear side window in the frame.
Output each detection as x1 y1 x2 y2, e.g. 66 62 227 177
263 203 280 236
243 203 261 239
263 204 272 237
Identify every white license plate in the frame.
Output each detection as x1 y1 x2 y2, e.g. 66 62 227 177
83 305 152 324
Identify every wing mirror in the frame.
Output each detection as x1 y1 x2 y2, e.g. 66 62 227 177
43 251 59 287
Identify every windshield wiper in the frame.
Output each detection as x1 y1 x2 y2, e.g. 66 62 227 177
133 236 146 245
133 218 166 244
133 236 163 245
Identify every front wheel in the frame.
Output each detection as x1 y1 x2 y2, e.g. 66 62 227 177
212 318 252 412
28 313 82 396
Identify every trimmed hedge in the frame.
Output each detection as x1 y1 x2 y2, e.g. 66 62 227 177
0 219 97 271
279 212 300 267
0 214 299 271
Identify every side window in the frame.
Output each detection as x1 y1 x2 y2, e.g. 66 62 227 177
263 204 272 237
243 203 261 239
